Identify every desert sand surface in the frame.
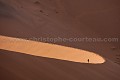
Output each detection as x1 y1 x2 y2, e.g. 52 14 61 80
0 0 120 80
0 35 105 64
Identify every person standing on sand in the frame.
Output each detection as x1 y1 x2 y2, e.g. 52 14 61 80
88 59 89 63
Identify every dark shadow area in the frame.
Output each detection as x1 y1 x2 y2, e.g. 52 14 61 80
0 49 120 80
0 1 15 17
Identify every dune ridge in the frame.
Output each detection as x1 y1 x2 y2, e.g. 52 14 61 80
0 35 105 64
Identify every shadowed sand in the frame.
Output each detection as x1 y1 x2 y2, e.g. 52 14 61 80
0 0 120 80
0 35 105 64
0 49 119 80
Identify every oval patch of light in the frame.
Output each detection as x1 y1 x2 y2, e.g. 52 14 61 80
0 35 105 64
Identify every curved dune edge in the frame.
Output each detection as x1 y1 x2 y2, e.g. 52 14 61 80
0 35 105 64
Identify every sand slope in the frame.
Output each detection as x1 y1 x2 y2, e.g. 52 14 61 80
0 0 120 80
0 35 105 64
0 50 120 80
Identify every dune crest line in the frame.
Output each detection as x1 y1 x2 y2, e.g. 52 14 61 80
0 35 105 64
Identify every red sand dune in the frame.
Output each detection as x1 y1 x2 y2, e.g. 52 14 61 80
0 35 105 64
0 0 120 80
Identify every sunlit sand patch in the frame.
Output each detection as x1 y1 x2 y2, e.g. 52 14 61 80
0 35 105 64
